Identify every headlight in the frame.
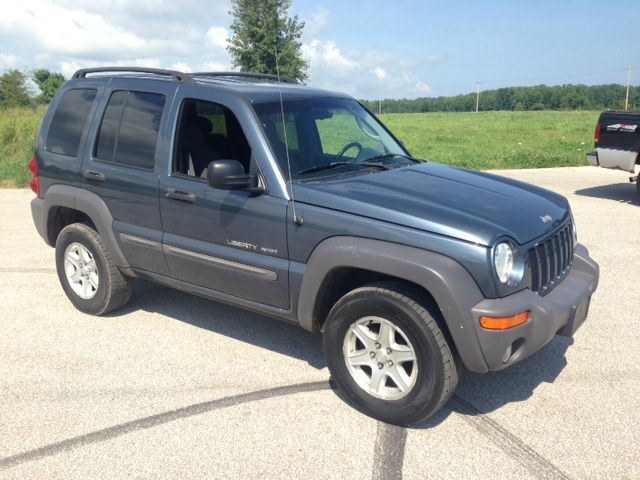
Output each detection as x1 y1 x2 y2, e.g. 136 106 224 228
493 242 524 286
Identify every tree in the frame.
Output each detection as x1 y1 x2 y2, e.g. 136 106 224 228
0 70 31 108
33 69 66 104
228 0 308 82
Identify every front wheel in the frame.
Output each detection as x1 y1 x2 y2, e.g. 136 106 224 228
323 282 459 425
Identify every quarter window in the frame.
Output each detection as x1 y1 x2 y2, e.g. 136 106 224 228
46 89 97 157
95 91 165 170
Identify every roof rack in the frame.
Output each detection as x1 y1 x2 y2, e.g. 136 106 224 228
191 71 300 84
72 67 192 83
71 67 300 85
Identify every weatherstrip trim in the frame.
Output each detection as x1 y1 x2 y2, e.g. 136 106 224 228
163 244 278 281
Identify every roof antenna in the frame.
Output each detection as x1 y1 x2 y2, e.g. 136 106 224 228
274 43 303 225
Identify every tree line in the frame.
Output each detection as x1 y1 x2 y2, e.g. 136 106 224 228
362 84 640 113
3 67 637 114
0 69 65 108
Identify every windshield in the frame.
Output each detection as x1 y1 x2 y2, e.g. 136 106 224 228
253 97 409 181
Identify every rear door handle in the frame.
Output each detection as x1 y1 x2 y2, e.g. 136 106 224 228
166 188 196 203
83 170 106 182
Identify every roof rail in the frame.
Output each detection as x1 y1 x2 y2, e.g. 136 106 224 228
71 67 300 85
191 71 300 84
72 67 192 83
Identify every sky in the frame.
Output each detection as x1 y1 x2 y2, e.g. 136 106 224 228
0 0 638 99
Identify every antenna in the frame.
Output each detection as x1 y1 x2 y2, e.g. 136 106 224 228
274 43 302 225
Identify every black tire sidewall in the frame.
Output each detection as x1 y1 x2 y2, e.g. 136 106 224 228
55 225 110 314
324 289 449 425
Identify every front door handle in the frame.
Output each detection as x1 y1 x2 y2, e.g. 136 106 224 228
83 170 106 182
166 188 196 203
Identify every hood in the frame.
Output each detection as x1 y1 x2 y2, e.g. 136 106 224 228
292 162 569 246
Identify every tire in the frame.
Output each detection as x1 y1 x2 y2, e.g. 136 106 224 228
55 223 132 315
323 282 459 425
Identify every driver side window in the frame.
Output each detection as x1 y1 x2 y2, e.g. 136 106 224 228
315 110 386 159
172 99 251 179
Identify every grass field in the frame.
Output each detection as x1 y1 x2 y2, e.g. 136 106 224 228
0 108 597 187
0 107 44 187
381 110 597 170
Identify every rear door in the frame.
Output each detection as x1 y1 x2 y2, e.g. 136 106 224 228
82 79 178 275
158 89 290 309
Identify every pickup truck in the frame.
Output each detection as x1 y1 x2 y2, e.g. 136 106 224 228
587 111 640 194
30 67 599 425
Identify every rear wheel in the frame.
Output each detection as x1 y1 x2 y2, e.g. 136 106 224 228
55 223 132 315
323 282 459 425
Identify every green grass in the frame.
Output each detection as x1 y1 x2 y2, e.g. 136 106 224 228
0 107 44 187
0 108 598 187
380 110 598 170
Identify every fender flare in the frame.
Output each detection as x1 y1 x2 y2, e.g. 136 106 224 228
296 236 490 372
42 184 132 272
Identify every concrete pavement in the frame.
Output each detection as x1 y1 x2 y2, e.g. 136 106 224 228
0 166 638 479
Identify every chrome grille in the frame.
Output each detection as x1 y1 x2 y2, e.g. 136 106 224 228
529 222 574 296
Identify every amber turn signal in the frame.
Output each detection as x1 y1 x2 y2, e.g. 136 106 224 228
480 311 529 330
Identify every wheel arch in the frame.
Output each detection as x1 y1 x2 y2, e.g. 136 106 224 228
297 236 490 372
41 184 132 274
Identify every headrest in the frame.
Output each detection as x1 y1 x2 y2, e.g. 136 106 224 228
194 116 213 134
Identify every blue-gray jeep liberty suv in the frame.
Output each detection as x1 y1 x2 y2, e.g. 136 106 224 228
29 67 599 425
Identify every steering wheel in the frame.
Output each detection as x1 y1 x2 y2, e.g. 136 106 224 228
335 142 363 162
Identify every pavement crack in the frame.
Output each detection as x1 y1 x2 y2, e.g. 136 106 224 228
0 380 331 470
0 267 56 274
372 422 407 480
450 395 573 480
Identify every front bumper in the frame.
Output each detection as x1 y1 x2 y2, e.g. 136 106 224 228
470 244 599 371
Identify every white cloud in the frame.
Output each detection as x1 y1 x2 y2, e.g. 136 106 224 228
170 62 192 73
0 54 24 70
0 0 231 77
206 27 228 49
373 67 387 81
0 1 435 98
198 61 228 72
301 37 431 98
302 40 356 76
415 81 431 94
304 8 330 38
0 1 147 58
59 58 162 78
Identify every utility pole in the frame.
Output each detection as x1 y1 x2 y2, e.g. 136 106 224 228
475 82 481 113
624 65 632 111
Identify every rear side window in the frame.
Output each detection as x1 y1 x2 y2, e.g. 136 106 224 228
46 89 97 157
95 91 165 170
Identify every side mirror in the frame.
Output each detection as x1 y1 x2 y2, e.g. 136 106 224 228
206 159 265 195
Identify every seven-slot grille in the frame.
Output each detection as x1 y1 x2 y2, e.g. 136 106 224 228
529 222 574 296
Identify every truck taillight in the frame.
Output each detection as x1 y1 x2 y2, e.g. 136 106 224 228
594 122 601 145
28 156 40 197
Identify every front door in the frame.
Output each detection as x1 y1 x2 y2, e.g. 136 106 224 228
159 92 290 309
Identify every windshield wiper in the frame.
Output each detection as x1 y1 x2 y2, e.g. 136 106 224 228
297 161 385 175
296 154 418 176
363 153 420 165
